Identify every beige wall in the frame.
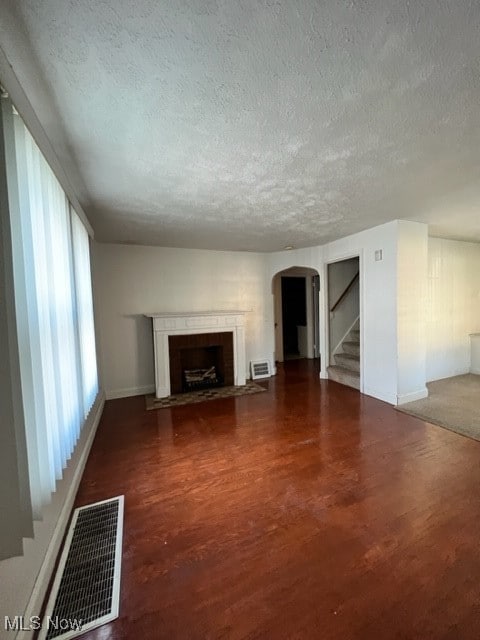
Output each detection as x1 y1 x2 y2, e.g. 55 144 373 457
93 243 272 398
92 225 480 403
427 238 480 381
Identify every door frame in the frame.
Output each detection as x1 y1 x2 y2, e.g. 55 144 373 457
321 251 364 393
272 266 320 364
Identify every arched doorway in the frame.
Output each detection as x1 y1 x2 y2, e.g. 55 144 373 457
272 267 320 364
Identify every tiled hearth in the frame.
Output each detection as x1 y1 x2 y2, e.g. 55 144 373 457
145 380 266 410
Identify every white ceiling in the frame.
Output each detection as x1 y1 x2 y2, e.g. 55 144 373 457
1 0 480 251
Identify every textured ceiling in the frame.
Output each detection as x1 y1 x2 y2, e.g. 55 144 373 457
1 0 480 251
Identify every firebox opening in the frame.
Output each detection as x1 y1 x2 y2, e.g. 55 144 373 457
181 345 224 392
168 332 234 395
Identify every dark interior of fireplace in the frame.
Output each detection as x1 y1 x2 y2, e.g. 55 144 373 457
169 332 234 394
181 345 224 391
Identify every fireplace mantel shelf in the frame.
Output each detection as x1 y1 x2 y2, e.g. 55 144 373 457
147 311 248 398
145 310 248 318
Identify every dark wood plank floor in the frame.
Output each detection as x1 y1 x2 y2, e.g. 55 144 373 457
76 360 480 639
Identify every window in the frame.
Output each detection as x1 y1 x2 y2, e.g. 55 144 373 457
1 96 98 545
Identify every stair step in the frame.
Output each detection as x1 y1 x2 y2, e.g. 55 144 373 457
350 329 360 340
327 365 360 390
334 352 360 373
343 341 360 356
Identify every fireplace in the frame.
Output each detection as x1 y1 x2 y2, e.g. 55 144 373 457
168 332 234 394
146 311 247 398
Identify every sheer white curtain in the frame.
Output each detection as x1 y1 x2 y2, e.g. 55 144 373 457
8 110 98 519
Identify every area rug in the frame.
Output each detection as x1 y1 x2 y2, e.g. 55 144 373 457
145 380 267 410
396 374 480 441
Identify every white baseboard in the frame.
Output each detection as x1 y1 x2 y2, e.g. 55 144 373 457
106 384 155 400
396 387 429 405
363 385 397 405
427 368 470 383
18 392 105 640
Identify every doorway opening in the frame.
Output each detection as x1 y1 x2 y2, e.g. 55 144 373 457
272 267 320 364
326 256 360 390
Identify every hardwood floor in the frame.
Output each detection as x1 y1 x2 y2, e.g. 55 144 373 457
76 360 480 639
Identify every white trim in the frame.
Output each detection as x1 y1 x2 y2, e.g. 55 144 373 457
327 251 362 264
363 386 397 406
396 387 429 405
17 392 105 640
427 369 470 383
319 260 329 379
106 384 155 400
37 495 124 640
358 249 365 395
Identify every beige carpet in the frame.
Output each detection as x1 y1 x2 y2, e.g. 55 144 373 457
396 374 480 441
145 380 266 410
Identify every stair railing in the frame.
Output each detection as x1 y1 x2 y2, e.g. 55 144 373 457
330 271 359 313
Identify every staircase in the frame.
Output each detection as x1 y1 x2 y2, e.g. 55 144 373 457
327 325 360 390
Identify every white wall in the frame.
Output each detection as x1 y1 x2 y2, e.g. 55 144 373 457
396 221 428 403
94 222 475 405
305 274 314 358
322 222 400 404
267 224 400 404
273 274 283 362
93 243 272 398
328 257 359 309
426 238 480 381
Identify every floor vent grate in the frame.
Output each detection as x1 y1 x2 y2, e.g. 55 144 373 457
39 496 124 640
251 360 271 379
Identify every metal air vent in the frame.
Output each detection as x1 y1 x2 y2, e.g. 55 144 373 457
251 360 271 380
39 496 124 640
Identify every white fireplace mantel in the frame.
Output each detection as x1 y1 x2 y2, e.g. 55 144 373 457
145 311 248 398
